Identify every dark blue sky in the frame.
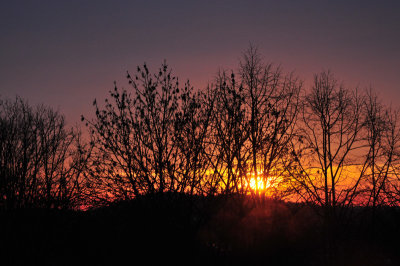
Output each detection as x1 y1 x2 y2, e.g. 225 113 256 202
1 0 399 124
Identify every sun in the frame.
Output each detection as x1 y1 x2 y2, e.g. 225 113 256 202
249 178 269 191
247 171 274 192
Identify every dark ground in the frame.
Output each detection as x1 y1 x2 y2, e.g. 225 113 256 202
1 194 400 266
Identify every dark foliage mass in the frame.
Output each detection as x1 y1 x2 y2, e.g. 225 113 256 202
1 195 400 265
1 46 400 265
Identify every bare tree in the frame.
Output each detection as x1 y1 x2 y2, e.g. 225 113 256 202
0 96 87 210
205 71 249 195
83 62 213 204
202 46 301 199
375 108 400 207
289 71 364 218
239 46 301 199
338 90 400 212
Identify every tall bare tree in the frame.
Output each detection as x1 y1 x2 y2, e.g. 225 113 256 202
288 71 364 218
239 46 301 199
203 46 301 199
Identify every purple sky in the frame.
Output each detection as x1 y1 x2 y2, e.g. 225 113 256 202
1 0 399 125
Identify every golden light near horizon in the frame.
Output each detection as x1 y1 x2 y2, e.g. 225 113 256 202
248 171 270 191
199 167 285 196
244 170 283 196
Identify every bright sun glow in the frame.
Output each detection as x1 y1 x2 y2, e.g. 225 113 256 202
249 177 271 191
246 171 276 193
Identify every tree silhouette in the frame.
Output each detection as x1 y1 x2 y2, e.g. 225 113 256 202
361 91 400 210
201 46 301 198
381 109 400 206
238 45 301 200
205 70 249 195
288 72 365 218
83 62 214 203
0 96 88 210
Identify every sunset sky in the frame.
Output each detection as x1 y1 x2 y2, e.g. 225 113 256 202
1 0 399 124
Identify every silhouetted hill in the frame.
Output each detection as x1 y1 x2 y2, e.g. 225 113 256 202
1 194 400 265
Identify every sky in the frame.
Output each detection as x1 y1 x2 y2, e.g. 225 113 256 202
1 0 399 125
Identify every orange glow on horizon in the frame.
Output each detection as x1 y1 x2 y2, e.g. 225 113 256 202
244 170 283 196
